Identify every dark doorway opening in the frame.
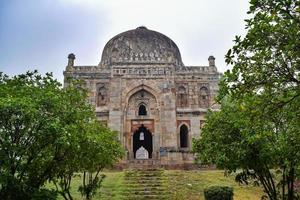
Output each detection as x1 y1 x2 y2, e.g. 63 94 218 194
138 104 147 116
180 124 188 148
133 124 152 158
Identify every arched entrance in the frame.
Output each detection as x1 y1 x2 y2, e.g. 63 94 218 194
180 124 188 148
133 124 153 159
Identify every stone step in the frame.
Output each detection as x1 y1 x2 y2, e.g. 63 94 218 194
121 194 169 200
127 159 161 163
124 172 165 179
124 176 166 179
125 174 164 178
124 176 165 180
122 169 169 199
125 161 163 170
124 176 165 179
124 186 165 190
124 177 166 181
122 190 168 195
125 170 164 174
125 183 164 187
124 169 164 173
124 183 165 187
122 187 166 192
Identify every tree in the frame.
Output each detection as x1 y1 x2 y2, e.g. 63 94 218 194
53 119 123 200
194 0 300 199
194 95 300 199
0 71 123 200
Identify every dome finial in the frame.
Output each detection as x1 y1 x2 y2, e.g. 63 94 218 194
136 26 147 30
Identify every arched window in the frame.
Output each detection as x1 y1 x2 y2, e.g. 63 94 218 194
138 104 147 116
180 124 188 148
177 86 188 107
139 132 144 140
97 86 107 106
199 87 209 108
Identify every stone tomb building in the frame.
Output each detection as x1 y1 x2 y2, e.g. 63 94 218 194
64 26 220 168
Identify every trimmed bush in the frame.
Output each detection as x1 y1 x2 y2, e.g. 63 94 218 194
204 186 233 200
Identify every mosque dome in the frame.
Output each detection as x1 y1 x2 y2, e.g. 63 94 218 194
100 26 183 66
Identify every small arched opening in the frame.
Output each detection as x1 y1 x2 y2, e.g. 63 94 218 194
177 86 188 107
97 86 107 107
199 87 209 108
180 124 189 148
138 104 147 116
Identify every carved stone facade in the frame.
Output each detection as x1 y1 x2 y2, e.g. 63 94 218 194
63 26 221 168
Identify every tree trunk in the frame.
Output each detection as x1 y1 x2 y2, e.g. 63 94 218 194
287 166 295 200
67 190 73 200
282 167 286 200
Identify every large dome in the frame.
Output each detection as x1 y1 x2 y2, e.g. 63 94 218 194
100 26 183 66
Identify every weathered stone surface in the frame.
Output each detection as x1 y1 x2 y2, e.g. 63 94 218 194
63 26 221 168
100 26 183 66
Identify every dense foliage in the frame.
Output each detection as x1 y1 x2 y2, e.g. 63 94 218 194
0 71 123 200
194 0 300 200
204 186 233 200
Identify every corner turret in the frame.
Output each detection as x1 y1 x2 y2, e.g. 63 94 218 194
66 53 75 71
208 55 215 67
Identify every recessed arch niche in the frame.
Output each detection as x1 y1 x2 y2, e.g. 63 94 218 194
127 89 157 118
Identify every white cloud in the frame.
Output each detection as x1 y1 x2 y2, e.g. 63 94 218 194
0 0 250 82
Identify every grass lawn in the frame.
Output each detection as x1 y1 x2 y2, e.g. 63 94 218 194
165 170 263 200
50 170 264 200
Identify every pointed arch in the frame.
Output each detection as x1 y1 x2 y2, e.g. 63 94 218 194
124 85 159 113
177 85 188 107
124 85 159 105
199 86 209 108
133 124 153 158
179 124 188 148
138 104 147 116
97 85 107 106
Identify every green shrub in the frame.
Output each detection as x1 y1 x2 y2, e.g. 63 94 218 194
204 186 233 200
31 189 58 200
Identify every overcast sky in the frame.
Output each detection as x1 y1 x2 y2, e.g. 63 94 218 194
0 0 250 82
